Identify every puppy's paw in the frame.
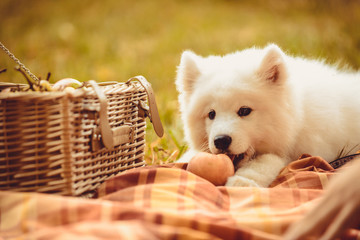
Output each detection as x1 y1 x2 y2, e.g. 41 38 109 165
225 175 260 187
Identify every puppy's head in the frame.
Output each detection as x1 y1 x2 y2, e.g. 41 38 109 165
176 44 294 168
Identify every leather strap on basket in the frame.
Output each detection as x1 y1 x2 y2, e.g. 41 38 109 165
127 75 164 138
88 76 163 150
88 80 134 149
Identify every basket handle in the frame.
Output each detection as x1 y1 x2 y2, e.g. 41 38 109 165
88 77 164 150
126 75 164 138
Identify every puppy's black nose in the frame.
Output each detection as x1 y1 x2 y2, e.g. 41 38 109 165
214 135 232 151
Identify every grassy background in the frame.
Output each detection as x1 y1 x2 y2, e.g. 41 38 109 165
1 0 360 164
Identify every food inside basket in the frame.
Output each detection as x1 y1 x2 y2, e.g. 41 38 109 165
0 66 88 93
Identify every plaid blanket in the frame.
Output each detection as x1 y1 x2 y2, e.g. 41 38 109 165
1 155 359 240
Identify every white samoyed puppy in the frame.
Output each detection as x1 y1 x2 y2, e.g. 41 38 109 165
176 43 360 187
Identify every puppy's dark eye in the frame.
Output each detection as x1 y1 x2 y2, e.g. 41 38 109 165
238 107 252 117
208 109 216 120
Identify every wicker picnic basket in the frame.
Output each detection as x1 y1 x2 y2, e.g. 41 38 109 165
0 76 163 196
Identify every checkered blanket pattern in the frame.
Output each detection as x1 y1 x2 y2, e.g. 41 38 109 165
1 155 359 240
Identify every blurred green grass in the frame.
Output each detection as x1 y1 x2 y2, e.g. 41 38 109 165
1 0 360 164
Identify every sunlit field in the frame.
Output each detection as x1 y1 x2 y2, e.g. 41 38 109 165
1 0 360 164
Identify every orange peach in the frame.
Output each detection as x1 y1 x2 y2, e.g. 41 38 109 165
186 152 234 186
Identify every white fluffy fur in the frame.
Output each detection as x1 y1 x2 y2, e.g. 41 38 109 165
176 44 360 187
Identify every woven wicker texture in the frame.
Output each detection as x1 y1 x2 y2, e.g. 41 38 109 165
0 81 147 196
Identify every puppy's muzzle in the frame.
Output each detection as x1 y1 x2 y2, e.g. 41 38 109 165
214 135 232 151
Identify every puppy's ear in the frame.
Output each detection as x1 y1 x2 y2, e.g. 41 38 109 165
258 44 287 84
176 50 201 94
